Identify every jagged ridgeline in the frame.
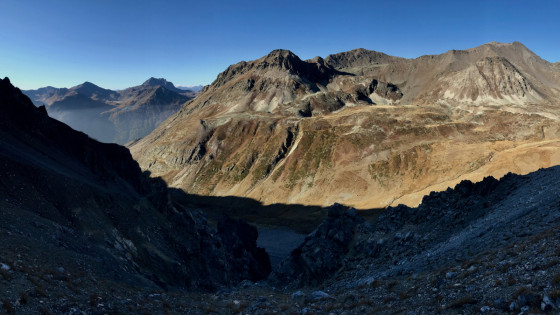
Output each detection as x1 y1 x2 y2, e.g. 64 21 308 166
131 42 560 209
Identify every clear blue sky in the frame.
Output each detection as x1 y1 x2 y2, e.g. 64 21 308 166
1 0 558 90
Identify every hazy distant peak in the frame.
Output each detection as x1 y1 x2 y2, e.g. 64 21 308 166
143 77 171 86
141 77 183 93
177 85 203 92
72 81 105 92
76 81 100 88
69 81 116 101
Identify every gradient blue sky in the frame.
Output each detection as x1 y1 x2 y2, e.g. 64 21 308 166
1 0 558 90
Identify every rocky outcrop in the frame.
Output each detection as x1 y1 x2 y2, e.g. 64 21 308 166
217 216 271 282
324 48 403 69
270 203 364 287
212 49 339 90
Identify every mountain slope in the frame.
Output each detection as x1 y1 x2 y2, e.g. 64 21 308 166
131 42 560 209
0 77 270 296
258 166 560 313
23 79 195 144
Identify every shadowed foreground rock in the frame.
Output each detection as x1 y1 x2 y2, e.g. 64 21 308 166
270 203 364 287
0 77 269 292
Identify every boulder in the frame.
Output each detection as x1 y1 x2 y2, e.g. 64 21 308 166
270 203 363 286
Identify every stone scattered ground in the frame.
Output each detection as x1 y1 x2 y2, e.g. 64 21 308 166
3 167 560 314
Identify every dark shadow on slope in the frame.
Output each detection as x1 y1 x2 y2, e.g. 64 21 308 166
0 77 271 291
167 188 385 234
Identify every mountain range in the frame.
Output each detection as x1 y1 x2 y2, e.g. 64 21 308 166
23 78 198 144
2 41 560 313
130 41 560 209
177 84 204 92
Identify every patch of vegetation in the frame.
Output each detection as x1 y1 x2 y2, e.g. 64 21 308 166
386 280 399 291
513 287 533 299
2 300 14 314
398 291 411 300
507 274 517 286
39 306 53 315
446 294 477 309
348 298 374 309
251 145 278 181
285 130 336 189
0 268 11 281
553 273 560 286
368 160 389 186
18 292 28 305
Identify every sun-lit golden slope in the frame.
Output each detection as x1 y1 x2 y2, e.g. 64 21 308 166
131 42 560 208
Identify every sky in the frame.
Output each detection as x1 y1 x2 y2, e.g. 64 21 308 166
0 0 558 90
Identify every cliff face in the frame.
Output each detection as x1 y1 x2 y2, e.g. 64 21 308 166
0 77 270 291
131 42 560 209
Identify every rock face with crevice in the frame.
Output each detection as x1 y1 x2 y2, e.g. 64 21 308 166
131 42 560 210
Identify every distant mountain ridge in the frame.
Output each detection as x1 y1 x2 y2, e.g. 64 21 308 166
141 77 198 98
177 84 204 92
130 41 560 209
23 78 200 144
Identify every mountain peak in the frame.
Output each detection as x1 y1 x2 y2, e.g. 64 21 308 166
265 49 298 58
77 81 100 88
0 77 40 121
474 41 531 53
210 49 339 91
257 49 303 70
143 77 170 86
324 48 400 69
141 77 182 93
464 41 539 62
70 81 114 99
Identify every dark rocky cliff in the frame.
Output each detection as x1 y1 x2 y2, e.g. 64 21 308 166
0 77 270 292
